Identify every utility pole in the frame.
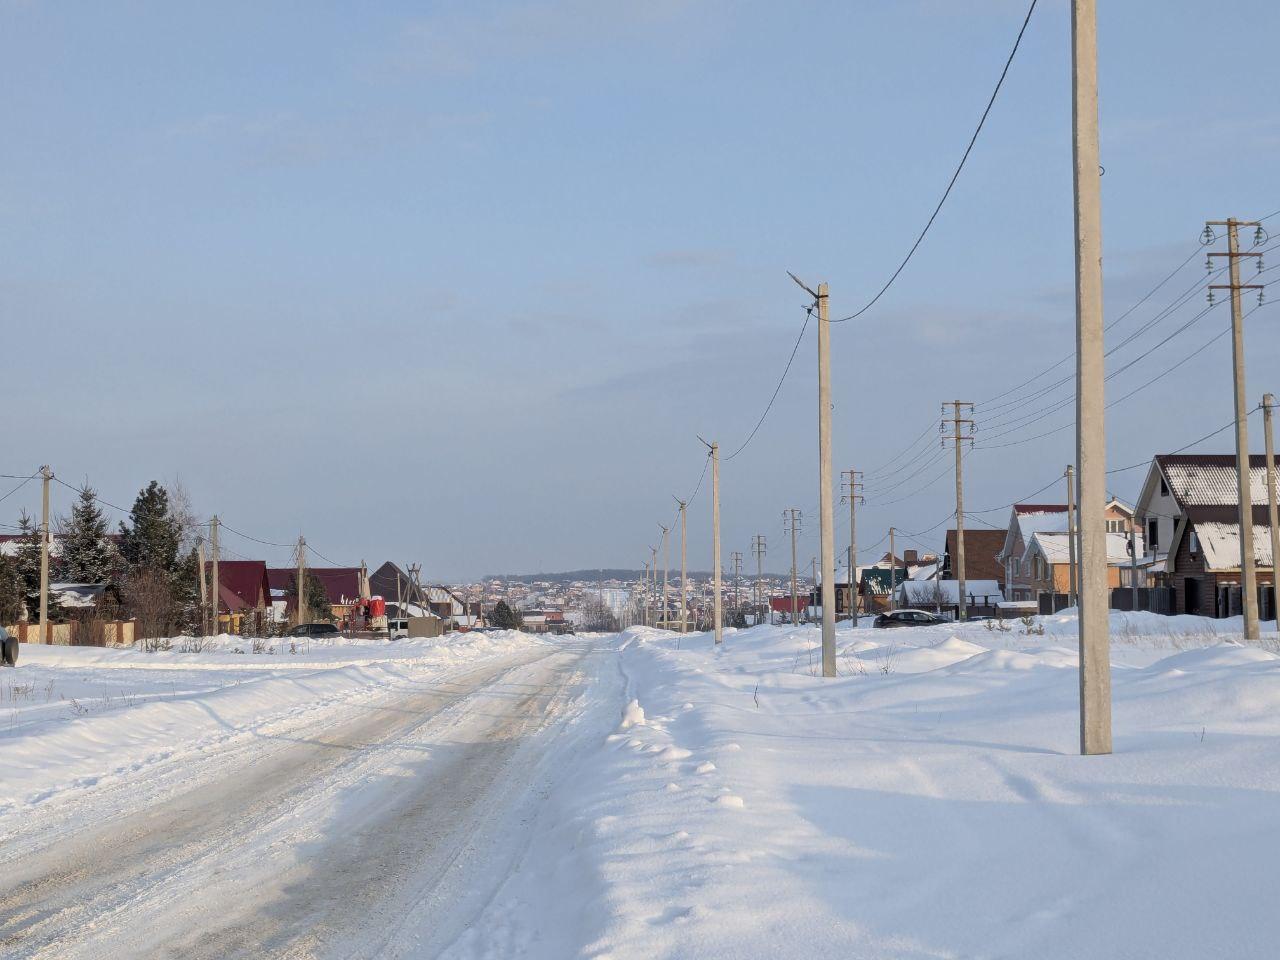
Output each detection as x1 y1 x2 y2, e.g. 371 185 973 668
1073 0 1111 755
1208 217 1265 641
699 439 722 644
751 534 766 625
641 560 650 627
731 551 743 625
209 516 221 636
38 466 52 645
295 535 308 626
650 545 659 626
1265 394 1280 621
942 401 974 621
841 469 863 625
1065 464 1079 608
675 497 688 634
659 523 670 630
197 540 209 636
889 526 897 611
784 509 801 625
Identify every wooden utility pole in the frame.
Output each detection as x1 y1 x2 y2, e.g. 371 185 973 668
209 516 221 635
1073 0 1112 755
1065 465 1079 608
942 402 974 620
889 526 897 611
1265 394 1280 619
699 439 722 644
784 509 800 625
197 541 209 636
676 496 688 634
841 469 863 626
295 535 308 626
1208 217 1264 641
38 466 52 645
660 523 670 630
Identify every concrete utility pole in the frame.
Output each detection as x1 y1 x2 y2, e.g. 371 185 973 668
1265 394 1280 619
38 466 52 645
660 523 670 630
209 516 221 636
650 544 659 625
751 534 766 625
1065 465 1079 608
942 402 974 621
296 535 308 626
642 560 650 627
784 509 801 625
1208 217 1265 641
889 526 897 611
842 469 863 626
699 439 723 644
1072 0 1112 755
730 551 743 624
675 496 688 634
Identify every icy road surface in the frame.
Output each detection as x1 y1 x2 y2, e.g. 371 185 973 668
0 636 617 959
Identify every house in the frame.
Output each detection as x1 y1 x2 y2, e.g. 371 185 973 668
892 579 1005 618
1021 531 1144 606
996 500 1134 602
859 567 907 614
1133 454 1276 616
211 560 271 613
267 566 363 621
48 582 122 613
942 528 1007 588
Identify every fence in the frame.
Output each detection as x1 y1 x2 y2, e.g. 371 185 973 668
1109 587 1178 616
6 621 136 646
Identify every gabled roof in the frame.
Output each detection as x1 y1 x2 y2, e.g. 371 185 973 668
1190 521 1274 570
859 567 906 595
267 566 363 605
998 504 1070 562
214 560 270 611
1153 453 1270 508
1027 532 1140 566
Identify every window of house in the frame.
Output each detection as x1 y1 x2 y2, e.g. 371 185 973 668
1189 531 1199 557
1148 519 1159 551
1012 558 1020 577
1160 476 1169 497
1106 519 1123 533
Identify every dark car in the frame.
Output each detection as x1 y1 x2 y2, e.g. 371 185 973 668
873 609 949 629
0 626 16 666
285 622 341 638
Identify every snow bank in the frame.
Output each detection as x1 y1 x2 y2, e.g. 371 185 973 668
453 614 1280 959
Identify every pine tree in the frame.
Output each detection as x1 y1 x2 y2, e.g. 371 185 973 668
289 571 332 622
14 510 42 617
119 481 181 575
490 599 521 630
0 553 22 624
60 484 114 583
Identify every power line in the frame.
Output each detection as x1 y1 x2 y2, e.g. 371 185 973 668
0 472 39 508
722 306 811 462
831 0 1039 324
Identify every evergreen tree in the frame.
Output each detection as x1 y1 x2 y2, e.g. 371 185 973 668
288 571 332 622
60 484 114 583
0 553 22 624
14 510 42 617
119 481 181 575
490 599 521 630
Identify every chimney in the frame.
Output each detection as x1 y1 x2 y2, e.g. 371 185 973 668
903 549 919 565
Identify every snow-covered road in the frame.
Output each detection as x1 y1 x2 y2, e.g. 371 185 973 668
0 636 621 959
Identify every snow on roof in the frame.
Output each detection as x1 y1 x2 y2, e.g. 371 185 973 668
1192 522 1274 571
49 582 109 608
894 579 1004 605
1157 454 1269 507
1028 532 1140 565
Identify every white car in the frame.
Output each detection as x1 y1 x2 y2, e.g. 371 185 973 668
387 618 409 640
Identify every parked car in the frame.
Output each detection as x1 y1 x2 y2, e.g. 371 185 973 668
873 609 949 629
0 626 16 666
285 622 341 638
387 618 409 640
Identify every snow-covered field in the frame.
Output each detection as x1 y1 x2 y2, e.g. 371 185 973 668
450 613 1280 960
3 613 1279 958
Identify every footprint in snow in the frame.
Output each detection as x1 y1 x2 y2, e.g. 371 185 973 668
657 746 692 762
694 761 716 774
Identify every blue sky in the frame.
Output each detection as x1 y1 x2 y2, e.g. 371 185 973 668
3 0 1278 579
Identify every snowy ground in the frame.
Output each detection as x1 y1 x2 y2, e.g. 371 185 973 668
3 613 1279 958
448 613 1280 960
